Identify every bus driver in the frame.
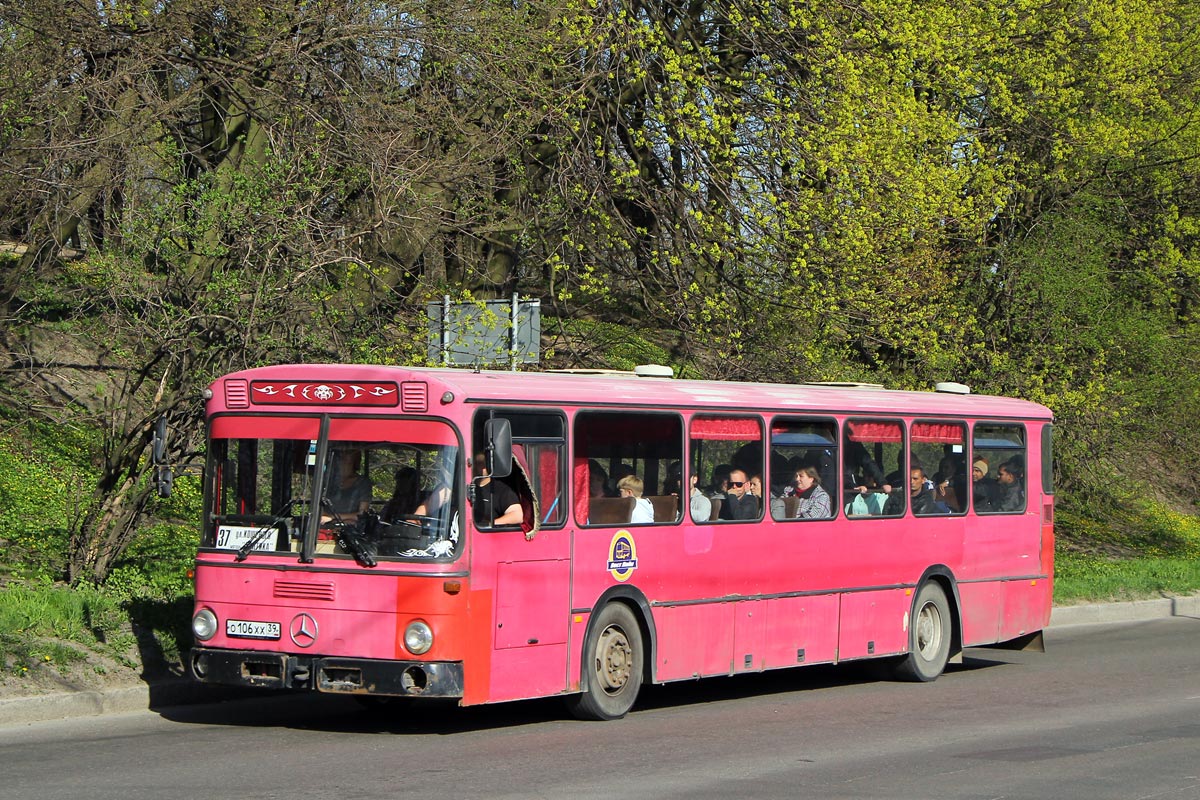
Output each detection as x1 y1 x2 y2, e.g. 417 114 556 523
472 453 523 527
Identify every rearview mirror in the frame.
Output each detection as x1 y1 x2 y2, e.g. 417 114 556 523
152 416 168 465
155 466 174 498
484 418 512 478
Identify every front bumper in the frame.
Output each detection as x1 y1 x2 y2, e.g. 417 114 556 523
190 647 464 698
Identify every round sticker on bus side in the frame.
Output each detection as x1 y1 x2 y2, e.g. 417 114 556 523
607 530 638 582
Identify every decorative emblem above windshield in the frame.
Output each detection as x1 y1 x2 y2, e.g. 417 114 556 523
249 381 399 406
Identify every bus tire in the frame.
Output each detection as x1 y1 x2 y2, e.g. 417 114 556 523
893 582 952 682
565 603 644 720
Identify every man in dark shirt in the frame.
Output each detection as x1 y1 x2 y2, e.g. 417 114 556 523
472 454 524 527
909 467 940 515
718 468 759 520
994 460 1026 512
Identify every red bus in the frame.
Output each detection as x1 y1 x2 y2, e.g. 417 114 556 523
188 364 1054 719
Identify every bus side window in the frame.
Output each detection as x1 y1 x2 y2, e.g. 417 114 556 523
843 419 905 518
472 410 567 530
690 415 764 523
769 417 838 521
973 423 1027 514
574 410 683 527
910 421 968 516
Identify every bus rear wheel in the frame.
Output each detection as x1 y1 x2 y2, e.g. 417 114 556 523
565 603 644 721
893 582 952 682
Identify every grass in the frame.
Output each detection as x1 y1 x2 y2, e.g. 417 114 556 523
1053 553 1200 605
0 583 135 676
1053 489 1200 604
0 413 200 680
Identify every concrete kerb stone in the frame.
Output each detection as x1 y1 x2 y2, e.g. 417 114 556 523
2 595 1198 728
1048 594 1200 627
0 684 150 727
1049 597 1173 627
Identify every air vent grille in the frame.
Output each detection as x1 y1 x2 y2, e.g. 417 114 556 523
225 379 249 408
274 580 336 602
401 382 428 412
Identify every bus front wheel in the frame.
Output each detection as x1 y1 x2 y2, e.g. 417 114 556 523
893 582 952 682
566 603 644 721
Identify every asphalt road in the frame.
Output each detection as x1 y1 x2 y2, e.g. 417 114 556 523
2 618 1198 800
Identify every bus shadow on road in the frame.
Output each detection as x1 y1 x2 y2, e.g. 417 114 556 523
633 651 1015 713
156 651 1019 734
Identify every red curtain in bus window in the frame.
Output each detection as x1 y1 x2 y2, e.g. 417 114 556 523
507 445 538 537
537 447 560 524
911 422 964 443
577 415 676 446
846 420 903 442
572 457 590 522
691 417 761 440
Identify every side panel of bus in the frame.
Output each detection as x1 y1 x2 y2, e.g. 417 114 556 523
464 520 572 705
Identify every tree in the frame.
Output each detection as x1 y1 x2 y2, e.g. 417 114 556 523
2 0 1200 581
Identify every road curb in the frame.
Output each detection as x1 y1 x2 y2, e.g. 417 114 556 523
3 596 1198 728
1049 594 1200 627
0 684 150 727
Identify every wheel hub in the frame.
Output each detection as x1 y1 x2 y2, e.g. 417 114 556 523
916 602 942 658
596 625 632 693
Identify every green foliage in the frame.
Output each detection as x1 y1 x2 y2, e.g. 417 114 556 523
0 416 96 583
555 319 676 373
1054 554 1200 605
0 584 134 675
2 0 1200 613
1056 492 1200 560
0 411 198 676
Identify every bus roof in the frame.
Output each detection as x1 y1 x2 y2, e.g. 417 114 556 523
212 364 1053 421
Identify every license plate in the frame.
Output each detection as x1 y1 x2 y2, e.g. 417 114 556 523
226 619 281 639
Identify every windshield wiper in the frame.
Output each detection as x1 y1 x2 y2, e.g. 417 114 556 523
235 499 299 561
320 497 377 567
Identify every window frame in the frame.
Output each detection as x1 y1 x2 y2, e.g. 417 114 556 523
971 421 1028 516
768 415 839 523
909 418 969 518
842 417 907 519
574 409 685 528
472 407 569 532
689 413 765 524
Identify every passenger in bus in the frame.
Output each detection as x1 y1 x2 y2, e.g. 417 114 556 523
707 464 732 500
608 463 636 497
933 455 963 512
663 461 683 497
791 466 832 519
618 474 655 524
972 457 998 511
588 459 609 499
325 449 373 519
748 474 765 516
718 468 759 520
688 472 712 522
471 453 523 527
413 463 452 519
907 467 942 515
994 459 1026 512
381 466 421 521
845 442 892 497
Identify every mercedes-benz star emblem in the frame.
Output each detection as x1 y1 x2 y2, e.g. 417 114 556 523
290 613 319 648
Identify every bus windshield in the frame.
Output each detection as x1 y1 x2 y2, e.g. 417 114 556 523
204 416 462 561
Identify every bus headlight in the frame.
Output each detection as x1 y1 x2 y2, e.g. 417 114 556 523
192 608 218 641
404 620 434 655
